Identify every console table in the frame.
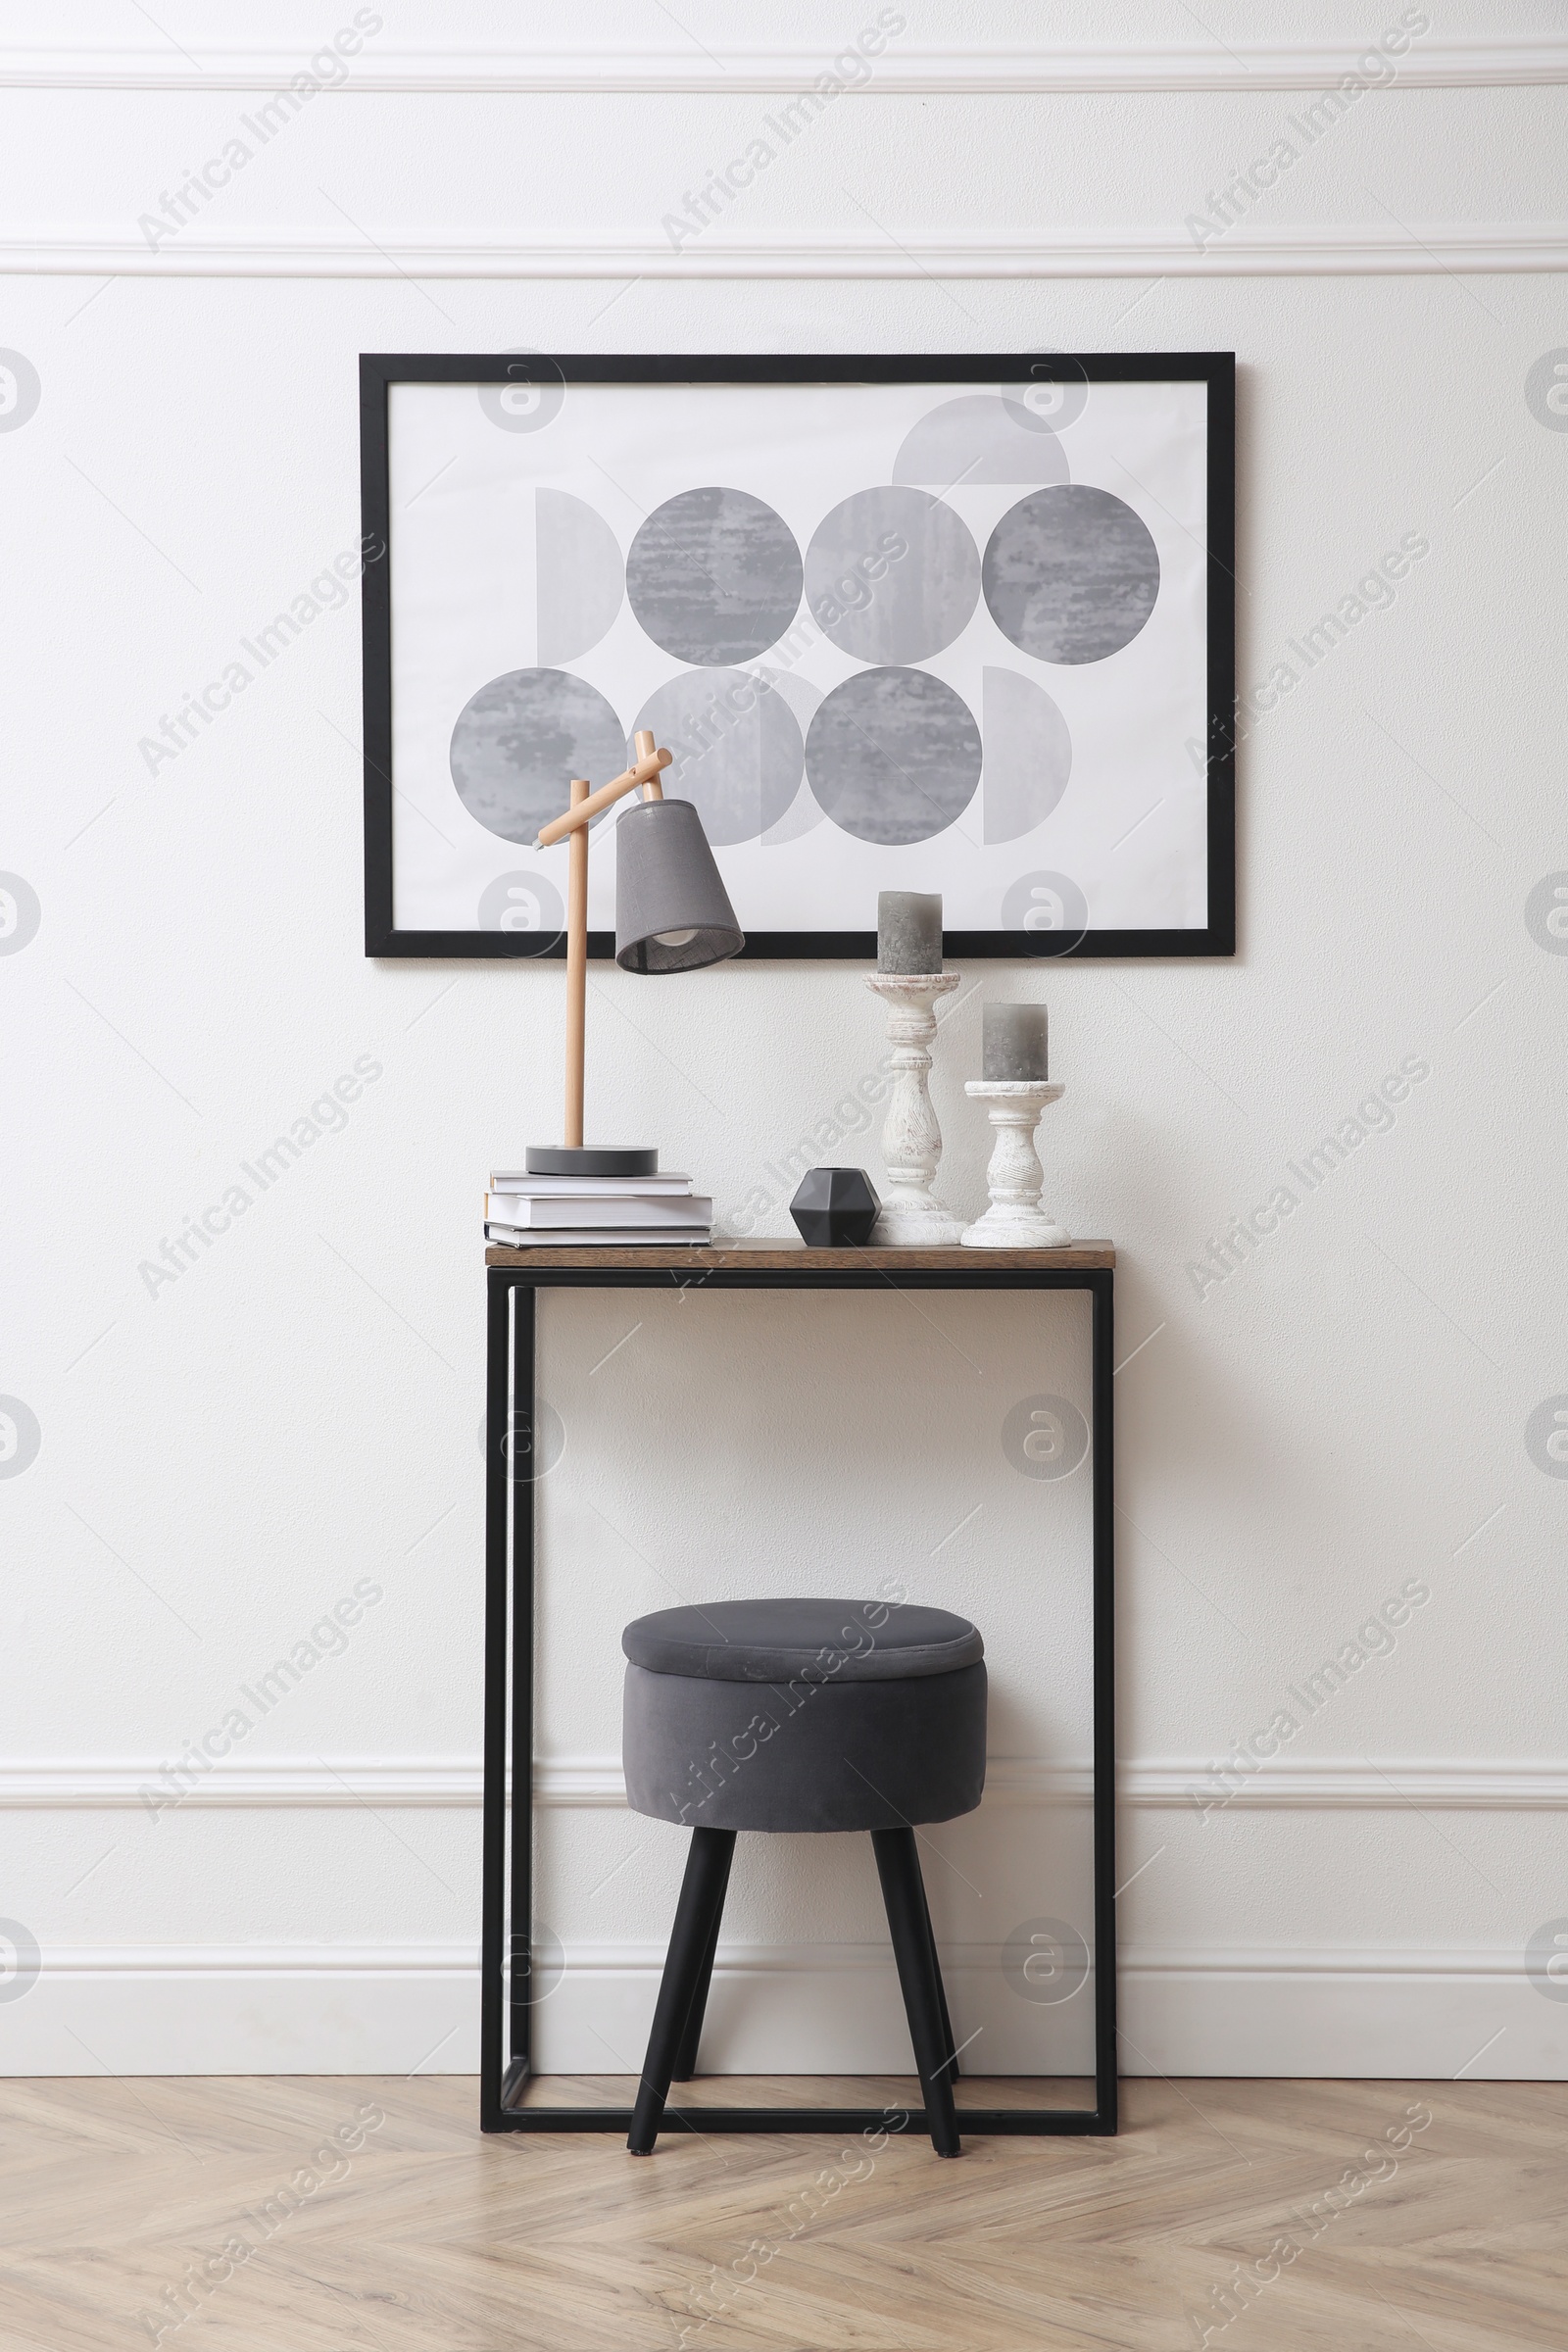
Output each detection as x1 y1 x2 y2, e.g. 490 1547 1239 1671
480 1238 1116 2138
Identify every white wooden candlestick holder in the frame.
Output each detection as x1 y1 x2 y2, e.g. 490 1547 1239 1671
961 1081 1070 1249
863 971 964 1246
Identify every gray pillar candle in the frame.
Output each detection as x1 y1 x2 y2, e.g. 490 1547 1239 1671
983 1002 1050 1081
877 891 943 973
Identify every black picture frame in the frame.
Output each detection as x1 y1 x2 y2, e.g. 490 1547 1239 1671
361 352 1235 960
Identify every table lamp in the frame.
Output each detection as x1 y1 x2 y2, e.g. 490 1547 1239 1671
524 730 743 1177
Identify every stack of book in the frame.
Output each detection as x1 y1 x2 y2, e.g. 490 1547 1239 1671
485 1168 711 1248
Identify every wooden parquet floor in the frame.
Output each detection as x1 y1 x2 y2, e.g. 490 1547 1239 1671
0 2075 1562 2350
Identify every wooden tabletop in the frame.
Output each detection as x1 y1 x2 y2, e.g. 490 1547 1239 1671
485 1237 1114 1270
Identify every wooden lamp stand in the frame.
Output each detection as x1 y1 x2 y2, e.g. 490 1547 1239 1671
524 730 670 1178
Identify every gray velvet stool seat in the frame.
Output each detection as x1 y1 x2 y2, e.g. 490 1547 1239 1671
621 1597 987 2157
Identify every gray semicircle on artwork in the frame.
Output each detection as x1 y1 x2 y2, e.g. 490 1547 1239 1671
983 667 1072 844
804 486 979 664
892 394 1069 488
806 667 981 847
536 488 623 664
755 668 826 843
626 487 803 665
449 667 625 846
984 483 1160 663
632 667 803 848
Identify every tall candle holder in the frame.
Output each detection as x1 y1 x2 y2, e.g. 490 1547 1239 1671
864 972 964 1246
961 1081 1070 1248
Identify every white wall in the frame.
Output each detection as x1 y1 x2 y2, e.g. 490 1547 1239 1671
3 2 1567 2081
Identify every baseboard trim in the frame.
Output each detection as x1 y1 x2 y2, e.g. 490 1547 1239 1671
2 227 1565 280
7 1755 1560 1812
5 1940 1560 2080
12 1937 1541 1979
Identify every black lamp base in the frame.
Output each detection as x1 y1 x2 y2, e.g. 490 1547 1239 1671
526 1145 659 1178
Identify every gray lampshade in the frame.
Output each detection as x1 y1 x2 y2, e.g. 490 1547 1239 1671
614 798 745 974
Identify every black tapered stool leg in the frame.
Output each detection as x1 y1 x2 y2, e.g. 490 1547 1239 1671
871 1828 961 2157
628 1828 736 2154
921 1880 958 2082
671 1900 723 2082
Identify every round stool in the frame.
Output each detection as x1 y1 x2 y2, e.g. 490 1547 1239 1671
621 1596 986 2156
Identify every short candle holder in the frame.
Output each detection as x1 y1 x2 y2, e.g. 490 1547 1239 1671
961 1081 1070 1249
864 971 964 1246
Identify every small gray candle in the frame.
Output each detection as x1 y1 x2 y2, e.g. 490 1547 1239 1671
984 1002 1049 1081
877 891 943 973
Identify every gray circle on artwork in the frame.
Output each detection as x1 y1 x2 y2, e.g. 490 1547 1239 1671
1526 1919 1568 2001
1524 349 1568 432
626 487 803 665
983 669 1071 845
633 669 803 847
0 874 41 955
1002 1917 1090 2004
1525 872 1568 954
985 485 1160 663
0 1397 41 1479
1001 869 1090 953
806 668 980 847
0 1921 40 2003
0 351 41 432
805 487 979 663
477 351 565 433
755 667 825 843
477 869 566 950
451 668 625 846
1002 1394 1090 1481
892 395 1068 491
1525 1395 1568 1479
535 487 623 665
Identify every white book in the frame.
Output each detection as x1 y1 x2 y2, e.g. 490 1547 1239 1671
485 1194 712 1229
488 1170 692 1195
485 1223 710 1248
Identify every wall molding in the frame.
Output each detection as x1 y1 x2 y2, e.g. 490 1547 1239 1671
8 1937 1558 2080
29 1940 472 1976
3 221 1568 279
0 1757 484 1809
3 227 1565 281
2 40 1565 94
18 1937 1536 1980
8 1754 1565 1812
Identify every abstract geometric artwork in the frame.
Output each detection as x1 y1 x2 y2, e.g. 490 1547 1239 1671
362 355 1235 956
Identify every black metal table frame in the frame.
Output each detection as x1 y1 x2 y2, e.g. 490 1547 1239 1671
481 1258 1116 2138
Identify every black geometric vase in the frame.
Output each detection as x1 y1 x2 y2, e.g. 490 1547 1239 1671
789 1166 881 1248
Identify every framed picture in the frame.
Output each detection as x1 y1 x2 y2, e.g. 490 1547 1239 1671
361 353 1234 959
